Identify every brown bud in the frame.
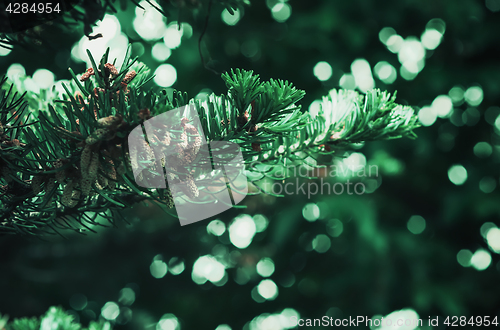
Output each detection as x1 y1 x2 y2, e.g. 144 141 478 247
185 175 199 198
123 70 137 84
80 68 95 82
104 63 119 77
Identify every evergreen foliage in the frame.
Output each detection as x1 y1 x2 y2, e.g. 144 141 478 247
0 307 110 330
0 47 419 235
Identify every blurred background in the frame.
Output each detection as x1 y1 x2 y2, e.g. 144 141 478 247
1 0 500 329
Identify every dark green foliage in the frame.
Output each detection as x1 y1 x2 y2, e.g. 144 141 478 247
0 50 419 236
0 307 110 330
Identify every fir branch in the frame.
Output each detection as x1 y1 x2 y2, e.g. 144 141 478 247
0 50 420 236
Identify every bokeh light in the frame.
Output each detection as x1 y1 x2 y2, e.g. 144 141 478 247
150 257 168 279
101 301 120 321
351 59 374 92
302 203 320 222
192 255 226 285
312 234 331 253
457 249 473 267
222 8 241 26
133 0 167 41
71 14 128 69
420 28 443 50
473 142 492 158
326 219 343 237
253 214 269 232
168 257 185 275
486 227 500 253
432 95 453 118
486 0 500 12
313 61 332 81
0 46 12 56
379 27 396 45
6 63 25 81
256 258 275 277
470 249 491 271
229 214 256 249
153 64 177 87
464 86 483 106
448 164 467 185
207 219 226 236
418 106 437 126
339 73 356 90
407 215 426 234
32 69 55 89
163 23 183 49
271 3 291 22
157 313 180 330
479 177 496 193
374 61 397 84
152 42 172 62
257 279 279 300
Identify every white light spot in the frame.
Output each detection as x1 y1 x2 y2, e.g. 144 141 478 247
133 0 167 41
271 3 291 23
152 42 171 62
386 34 404 53
253 214 269 232
150 259 168 279
229 214 256 249
168 257 185 275
313 61 332 81
420 29 443 50
215 325 231 330
448 86 464 103
374 61 397 84
257 279 279 300
302 203 320 222
32 69 55 89
379 27 397 45
154 64 177 87
7 63 26 81
207 219 226 236
486 227 500 253
221 8 241 26
432 95 453 118
339 73 356 90
192 255 226 284
163 24 183 49
418 106 437 126
312 234 331 253
381 309 420 330
464 86 483 106
157 313 180 330
448 165 467 185
351 58 374 92
101 302 120 321
471 249 491 271
256 258 275 277
0 46 11 56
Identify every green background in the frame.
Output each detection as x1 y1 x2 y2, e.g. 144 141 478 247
1 0 500 329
